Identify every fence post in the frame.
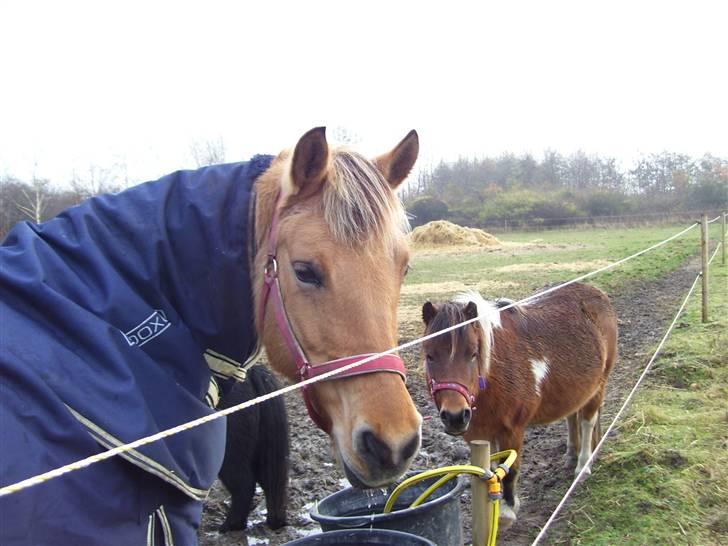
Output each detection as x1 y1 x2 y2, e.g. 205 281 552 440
470 440 491 546
722 211 726 266
701 213 709 323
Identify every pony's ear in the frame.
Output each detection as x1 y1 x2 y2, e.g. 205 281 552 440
289 127 330 197
374 130 419 190
464 301 479 322
422 301 438 325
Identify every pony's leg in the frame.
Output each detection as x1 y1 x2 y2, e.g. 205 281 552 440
251 366 289 530
591 407 602 451
218 383 260 532
575 395 603 476
256 402 289 529
220 466 256 532
497 430 524 529
566 412 580 461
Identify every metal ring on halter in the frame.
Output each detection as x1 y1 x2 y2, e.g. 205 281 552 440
264 256 278 280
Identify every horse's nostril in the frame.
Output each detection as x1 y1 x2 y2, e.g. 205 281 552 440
359 430 393 468
400 433 420 461
440 409 470 428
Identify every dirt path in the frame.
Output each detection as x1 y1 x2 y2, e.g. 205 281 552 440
199 254 702 546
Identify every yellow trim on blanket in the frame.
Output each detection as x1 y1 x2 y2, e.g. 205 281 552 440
204 346 261 382
205 377 221 408
147 512 155 546
157 506 174 546
65 405 209 501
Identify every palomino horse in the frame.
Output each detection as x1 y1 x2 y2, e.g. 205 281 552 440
421 282 617 524
254 127 422 487
0 127 421 544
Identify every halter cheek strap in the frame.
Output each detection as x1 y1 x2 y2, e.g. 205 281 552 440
258 192 407 433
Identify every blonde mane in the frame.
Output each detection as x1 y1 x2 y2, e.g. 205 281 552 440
324 149 410 246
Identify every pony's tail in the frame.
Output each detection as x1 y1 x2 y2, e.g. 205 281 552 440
249 366 290 529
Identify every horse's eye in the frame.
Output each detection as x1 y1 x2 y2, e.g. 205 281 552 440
471 353 479 362
293 262 322 287
425 354 434 364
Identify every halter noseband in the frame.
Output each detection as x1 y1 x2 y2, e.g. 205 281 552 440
258 192 407 433
426 366 486 412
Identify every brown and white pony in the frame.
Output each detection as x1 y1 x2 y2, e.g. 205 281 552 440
254 127 422 488
421 282 618 523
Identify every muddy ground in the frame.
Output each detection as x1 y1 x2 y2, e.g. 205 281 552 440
199 254 702 546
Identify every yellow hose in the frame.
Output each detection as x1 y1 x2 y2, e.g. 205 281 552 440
411 472 458 509
488 499 500 546
383 465 489 513
383 450 517 546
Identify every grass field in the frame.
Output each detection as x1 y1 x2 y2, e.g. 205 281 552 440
407 224 707 296
400 223 721 338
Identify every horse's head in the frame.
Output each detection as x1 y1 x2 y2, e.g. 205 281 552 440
255 127 421 488
421 293 497 435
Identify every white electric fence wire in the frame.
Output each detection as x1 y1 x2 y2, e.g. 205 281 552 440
0 222 701 497
531 241 723 545
706 214 722 224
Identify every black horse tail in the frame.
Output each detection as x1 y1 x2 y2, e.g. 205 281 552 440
248 366 289 529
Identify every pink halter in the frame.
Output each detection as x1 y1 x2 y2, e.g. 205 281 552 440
426 366 485 411
258 192 407 433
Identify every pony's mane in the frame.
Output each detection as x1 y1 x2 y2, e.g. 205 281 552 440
451 291 502 376
323 149 410 246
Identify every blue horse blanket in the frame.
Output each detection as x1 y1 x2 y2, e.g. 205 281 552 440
0 155 273 545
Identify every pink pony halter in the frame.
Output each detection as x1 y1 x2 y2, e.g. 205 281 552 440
426 367 486 412
258 193 407 433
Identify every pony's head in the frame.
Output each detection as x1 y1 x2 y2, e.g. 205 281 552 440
421 292 499 435
255 127 421 488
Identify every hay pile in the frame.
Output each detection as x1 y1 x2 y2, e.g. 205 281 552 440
409 220 501 248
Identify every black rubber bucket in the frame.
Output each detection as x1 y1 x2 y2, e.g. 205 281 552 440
284 528 436 545
310 473 465 546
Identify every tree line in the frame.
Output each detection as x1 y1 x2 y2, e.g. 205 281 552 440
2 147 726 239
1 177 100 239
404 151 728 228
0 139 227 240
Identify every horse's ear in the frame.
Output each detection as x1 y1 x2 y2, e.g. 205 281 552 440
464 301 479 322
422 301 438 325
374 130 419 190
289 127 330 197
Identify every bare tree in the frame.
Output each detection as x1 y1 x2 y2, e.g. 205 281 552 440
14 177 50 224
190 137 226 167
70 163 127 202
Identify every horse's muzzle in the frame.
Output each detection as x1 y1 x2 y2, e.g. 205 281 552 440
439 407 472 435
342 426 420 488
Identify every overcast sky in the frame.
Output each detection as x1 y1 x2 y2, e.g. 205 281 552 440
1 1 727 187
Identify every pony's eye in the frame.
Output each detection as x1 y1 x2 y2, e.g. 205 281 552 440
471 353 479 361
425 354 434 364
293 262 322 287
